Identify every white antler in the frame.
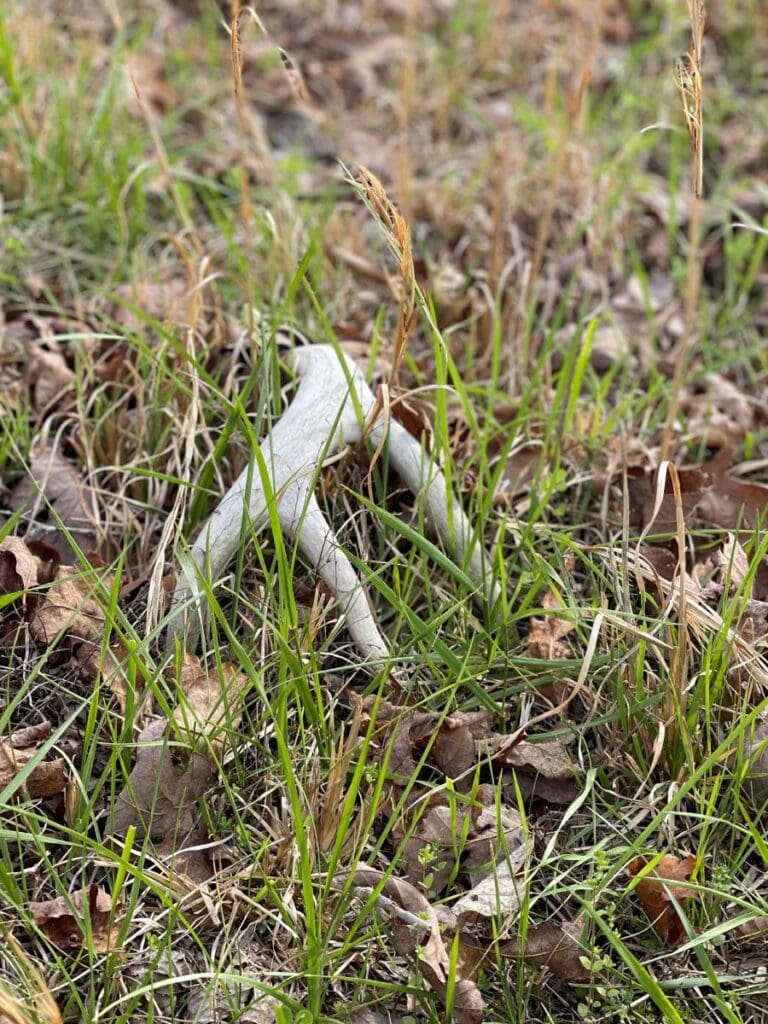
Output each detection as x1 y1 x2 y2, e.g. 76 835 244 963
166 344 497 658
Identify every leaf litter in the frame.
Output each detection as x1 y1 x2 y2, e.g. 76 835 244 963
498 916 592 984
340 866 486 1024
2 0 768 1020
25 342 75 414
347 697 589 1003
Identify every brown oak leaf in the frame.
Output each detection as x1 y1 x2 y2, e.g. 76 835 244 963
30 885 119 953
170 653 248 753
499 916 592 983
109 718 213 840
31 567 105 650
0 721 68 798
628 853 698 946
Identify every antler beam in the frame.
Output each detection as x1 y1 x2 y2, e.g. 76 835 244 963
166 344 496 658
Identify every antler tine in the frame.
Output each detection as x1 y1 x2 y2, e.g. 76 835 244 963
166 345 496 657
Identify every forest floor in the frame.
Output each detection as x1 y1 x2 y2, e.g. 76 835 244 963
1 1 767 1022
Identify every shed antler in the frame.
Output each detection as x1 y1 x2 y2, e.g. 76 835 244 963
166 344 497 658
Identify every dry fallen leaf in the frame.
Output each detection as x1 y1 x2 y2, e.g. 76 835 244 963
348 1010 405 1024
430 711 495 781
401 802 459 895
681 373 754 447
109 718 213 840
345 866 449 983
731 914 768 943
520 572 578 705
487 735 580 804
492 443 543 505
523 589 575 660
524 918 592 981
78 639 137 713
390 392 434 445
453 825 528 922
698 472 768 533
490 736 574 776
10 440 97 559
0 536 41 594
341 866 485 1024
371 703 492 789
171 653 248 752
629 452 768 536
454 860 528 925
25 343 75 412
110 656 250 841
5 558 135 704
156 820 214 884
0 538 61 636
385 707 441 781
126 53 178 115
187 989 278 1024
500 916 592 983
464 789 527 884
30 567 105 649
400 784 527 899
111 279 189 335
554 273 675 374
0 722 68 798
716 533 750 589
30 885 120 953
556 320 631 373
628 853 698 946
364 699 580 807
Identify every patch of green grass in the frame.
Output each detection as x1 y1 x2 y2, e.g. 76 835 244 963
1 1 767 1023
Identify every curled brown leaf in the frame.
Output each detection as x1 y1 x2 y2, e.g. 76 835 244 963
0 536 40 594
30 567 105 649
0 722 68 798
499 916 592 983
628 853 698 946
30 885 119 953
25 343 75 412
